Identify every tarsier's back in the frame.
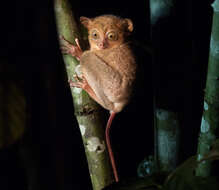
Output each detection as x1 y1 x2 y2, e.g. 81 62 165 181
80 15 137 113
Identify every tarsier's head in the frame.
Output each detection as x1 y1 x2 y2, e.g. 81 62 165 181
80 15 133 50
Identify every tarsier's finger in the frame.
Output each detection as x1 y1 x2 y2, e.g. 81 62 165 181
61 45 76 54
75 38 82 51
68 79 73 83
59 35 64 40
59 35 68 45
73 74 82 82
60 45 71 51
60 46 69 51
81 75 87 83
60 46 72 54
69 82 82 88
68 78 77 86
59 35 72 46
60 48 69 54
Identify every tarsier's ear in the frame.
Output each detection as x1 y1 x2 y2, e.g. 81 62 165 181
124 18 133 32
80 16 91 28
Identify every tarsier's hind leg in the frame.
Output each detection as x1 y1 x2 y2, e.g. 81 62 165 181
81 52 122 111
69 75 103 105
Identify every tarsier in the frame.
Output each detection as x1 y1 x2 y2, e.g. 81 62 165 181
60 15 137 182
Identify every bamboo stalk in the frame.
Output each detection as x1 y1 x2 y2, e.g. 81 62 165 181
149 0 180 172
156 109 180 172
196 0 219 177
54 0 114 189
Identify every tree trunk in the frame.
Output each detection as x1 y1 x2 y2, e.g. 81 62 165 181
54 0 114 189
196 0 219 177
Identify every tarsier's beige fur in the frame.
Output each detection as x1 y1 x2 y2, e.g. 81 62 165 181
80 15 136 112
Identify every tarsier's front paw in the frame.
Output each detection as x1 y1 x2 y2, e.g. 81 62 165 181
59 35 83 61
69 75 88 89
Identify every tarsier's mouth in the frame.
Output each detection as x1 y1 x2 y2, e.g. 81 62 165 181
97 42 108 49
98 46 107 50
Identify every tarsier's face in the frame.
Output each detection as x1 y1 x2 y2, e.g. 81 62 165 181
89 28 121 50
80 15 133 50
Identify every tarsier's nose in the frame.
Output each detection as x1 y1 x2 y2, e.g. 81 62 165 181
98 40 107 49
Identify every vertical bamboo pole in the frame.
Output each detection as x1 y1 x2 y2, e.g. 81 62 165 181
196 0 219 177
149 0 180 172
156 109 180 172
54 0 114 189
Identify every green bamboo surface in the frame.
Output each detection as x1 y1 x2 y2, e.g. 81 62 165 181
196 0 219 177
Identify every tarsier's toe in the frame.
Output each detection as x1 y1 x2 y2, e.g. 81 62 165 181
60 46 68 54
59 35 64 40
73 74 81 82
68 79 73 83
81 76 88 83
70 83 81 88
69 79 82 88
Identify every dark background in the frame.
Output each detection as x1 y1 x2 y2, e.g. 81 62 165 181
0 0 214 189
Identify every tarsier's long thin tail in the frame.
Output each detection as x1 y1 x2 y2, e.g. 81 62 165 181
105 112 119 182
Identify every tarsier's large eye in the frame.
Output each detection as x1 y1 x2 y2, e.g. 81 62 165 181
91 30 99 40
107 31 118 41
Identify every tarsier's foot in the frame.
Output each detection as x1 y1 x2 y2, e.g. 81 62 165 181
69 75 88 89
59 36 83 61
69 75 101 104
